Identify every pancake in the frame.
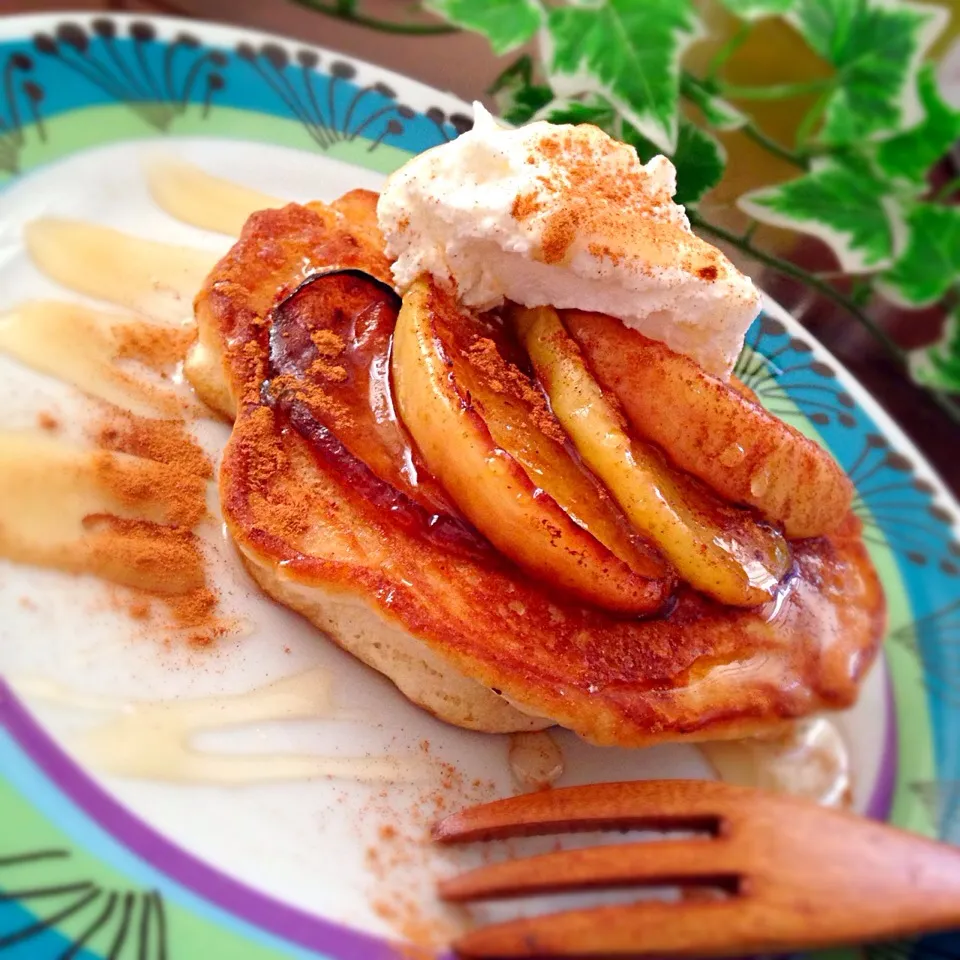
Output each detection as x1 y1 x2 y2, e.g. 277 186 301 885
186 194 885 747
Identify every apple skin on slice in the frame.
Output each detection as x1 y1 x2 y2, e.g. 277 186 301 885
514 304 791 608
392 277 673 615
563 309 853 539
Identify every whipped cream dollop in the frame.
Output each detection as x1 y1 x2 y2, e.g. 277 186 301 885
377 103 761 379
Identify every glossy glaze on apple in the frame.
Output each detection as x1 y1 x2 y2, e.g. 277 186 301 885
197 195 885 746
513 304 791 607
563 309 854 538
393 278 673 613
267 271 485 557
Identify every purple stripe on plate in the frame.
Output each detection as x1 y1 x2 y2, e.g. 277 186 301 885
866 661 898 822
0 652 900 960
0 679 396 960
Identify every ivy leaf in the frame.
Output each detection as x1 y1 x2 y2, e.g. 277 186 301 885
542 0 702 153
738 154 899 272
875 64 960 187
624 119 726 206
878 204 960 308
681 74 747 131
489 57 553 125
717 0 797 20
910 311 960 394
498 85 553 125
534 95 617 129
787 0 949 146
667 123 727 206
424 0 543 55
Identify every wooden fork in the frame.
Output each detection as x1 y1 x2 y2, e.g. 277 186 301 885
433 779 960 957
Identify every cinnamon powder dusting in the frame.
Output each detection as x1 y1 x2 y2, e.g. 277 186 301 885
308 358 348 383
308 328 349 382
271 372 351 425
248 491 311 542
236 405 288 492
37 411 59 432
510 190 542 221
115 322 195 369
540 209 579 265
84 407 227 645
361 756 497 953
83 516 206 594
92 409 213 479
510 127 722 276
464 336 567 445
311 329 346 357
91 450 206 528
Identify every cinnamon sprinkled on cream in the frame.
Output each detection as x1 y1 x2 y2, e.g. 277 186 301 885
378 102 761 378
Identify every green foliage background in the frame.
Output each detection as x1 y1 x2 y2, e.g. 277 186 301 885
299 0 960 414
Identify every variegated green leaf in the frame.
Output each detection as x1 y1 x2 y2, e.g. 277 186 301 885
533 95 618 129
497 86 553 125
489 56 552 125
542 0 702 153
878 203 960 307
424 0 543 55
739 155 899 271
910 311 960 394
681 74 747 131
717 0 797 20
875 64 960 187
624 118 726 206
787 0 948 146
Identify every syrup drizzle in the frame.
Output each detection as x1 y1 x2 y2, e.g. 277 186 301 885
14 669 430 784
699 717 852 808
145 154 285 236
0 300 190 418
25 217 217 325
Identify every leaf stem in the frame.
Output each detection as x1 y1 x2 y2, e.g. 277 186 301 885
717 78 833 100
739 121 810 169
815 269 865 280
489 54 534 95
707 23 750 81
679 70 809 169
794 83 835 147
289 0 461 35
688 211 960 425
933 174 960 203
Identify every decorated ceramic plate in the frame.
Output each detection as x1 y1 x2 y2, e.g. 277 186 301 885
0 11 957 960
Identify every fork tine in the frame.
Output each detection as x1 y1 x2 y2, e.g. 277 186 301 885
440 838 739 902
453 898 756 958
434 780 736 844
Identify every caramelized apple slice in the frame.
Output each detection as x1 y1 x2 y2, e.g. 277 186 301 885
563 310 853 538
393 277 672 614
269 269 457 517
265 268 489 559
514 305 790 607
